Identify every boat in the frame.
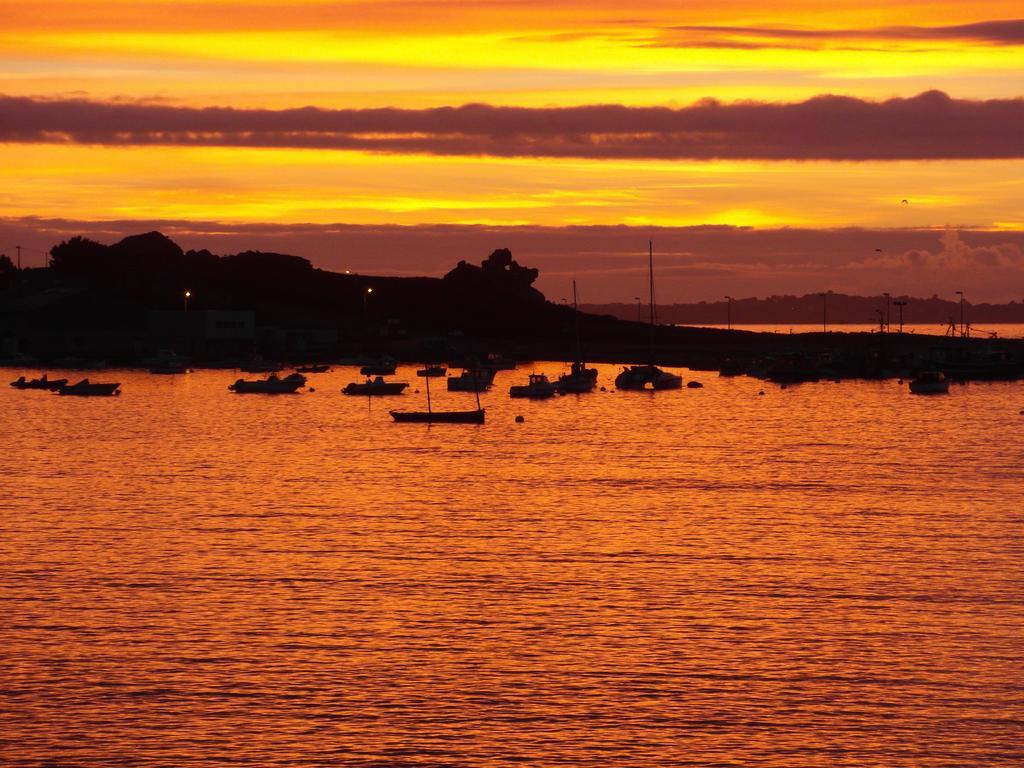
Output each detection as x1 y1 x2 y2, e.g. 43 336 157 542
416 365 447 378
296 364 330 374
391 365 484 423
447 367 496 392
484 353 517 371
557 361 599 393
509 373 558 399
145 350 189 374
57 379 121 396
10 374 68 391
908 370 950 395
342 376 408 396
360 358 397 376
614 242 683 391
615 364 683 391
240 358 282 373
766 354 821 384
229 372 306 394
391 409 484 423
556 281 599 394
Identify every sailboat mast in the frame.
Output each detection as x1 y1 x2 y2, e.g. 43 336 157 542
648 240 655 359
572 279 581 360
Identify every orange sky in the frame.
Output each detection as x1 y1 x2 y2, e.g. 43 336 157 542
1 1 1022 297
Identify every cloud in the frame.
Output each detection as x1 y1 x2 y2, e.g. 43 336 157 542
651 19 1024 50
861 228 1024 271
1 91 1022 160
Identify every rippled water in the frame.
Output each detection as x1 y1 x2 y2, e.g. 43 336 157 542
2 365 1023 766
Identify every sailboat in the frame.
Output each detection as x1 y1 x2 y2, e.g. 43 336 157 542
556 280 598 394
615 241 683 391
391 365 485 423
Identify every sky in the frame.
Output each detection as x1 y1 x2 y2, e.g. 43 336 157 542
1 1 1023 301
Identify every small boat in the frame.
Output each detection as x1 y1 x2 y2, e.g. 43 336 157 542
447 368 496 392
360 358 397 376
391 368 484 423
58 378 120 396
556 361 598 394
145 351 189 374
909 370 950 395
484 353 517 371
342 376 408 396
241 358 283 373
509 373 557 399
296 364 330 374
766 354 820 384
556 281 598 394
391 408 484 423
615 243 682 392
615 364 683 391
416 365 447 378
229 372 306 394
10 374 68 391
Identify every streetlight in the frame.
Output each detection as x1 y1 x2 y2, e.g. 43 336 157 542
725 295 732 330
184 290 191 312
893 299 907 333
821 292 828 333
634 296 642 322
955 290 965 337
363 286 373 323
883 292 891 332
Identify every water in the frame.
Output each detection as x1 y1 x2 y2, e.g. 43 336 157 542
2 365 1023 766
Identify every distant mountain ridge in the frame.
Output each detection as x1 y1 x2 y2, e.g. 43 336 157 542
582 293 1024 327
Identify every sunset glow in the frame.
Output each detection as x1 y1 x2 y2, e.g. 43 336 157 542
2 0 1022 298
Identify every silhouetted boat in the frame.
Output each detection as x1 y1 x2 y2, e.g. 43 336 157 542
557 361 599 393
229 372 306 394
485 353 517 371
447 368 496 392
557 281 598 394
615 364 683 390
296 364 330 374
343 376 408 396
360 358 397 376
10 374 67 391
416 365 447 377
933 347 1020 381
391 366 484 423
509 373 557 398
58 379 120 396
146 350 189 374
241 358 282 373
909 370 950 394
615 242 682 391
766 354 821 384
391 409 484 423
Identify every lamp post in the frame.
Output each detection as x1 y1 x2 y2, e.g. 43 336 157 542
634 296 641 322
183 290 191 312
883 292 891 332
893 299 907 333
725 295 732 331
955 290 965 337
821 292 828 333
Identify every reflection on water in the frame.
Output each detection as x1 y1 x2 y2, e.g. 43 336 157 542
2 365 1023 766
